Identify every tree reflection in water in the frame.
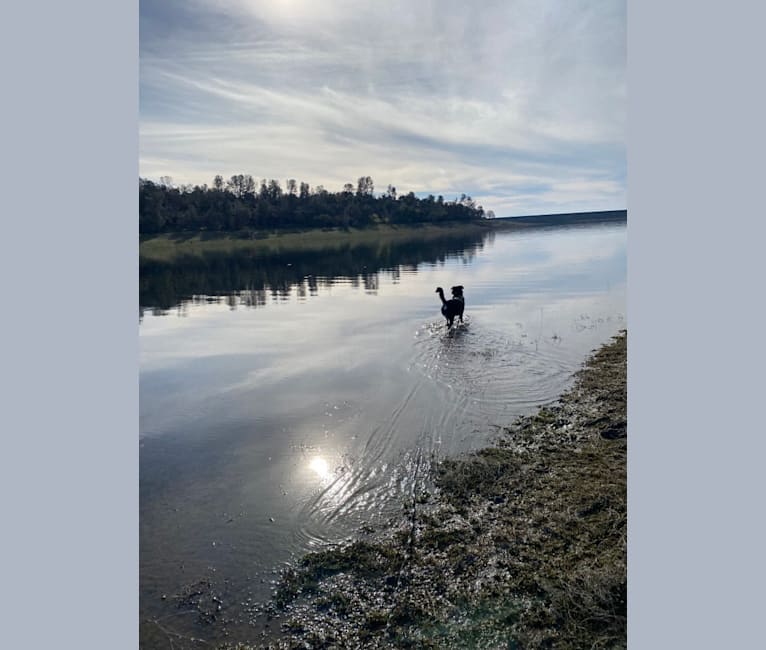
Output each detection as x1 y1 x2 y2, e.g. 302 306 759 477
139 230 493 316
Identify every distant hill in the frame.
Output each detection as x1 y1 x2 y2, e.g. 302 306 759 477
493 209 627 227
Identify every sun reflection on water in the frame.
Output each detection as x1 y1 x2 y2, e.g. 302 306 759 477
308 456 331 480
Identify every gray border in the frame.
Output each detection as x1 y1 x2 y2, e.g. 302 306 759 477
1 2 137 647
629 1 765 646
4 0 764 647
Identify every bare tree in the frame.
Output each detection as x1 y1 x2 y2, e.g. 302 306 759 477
357 176 374 196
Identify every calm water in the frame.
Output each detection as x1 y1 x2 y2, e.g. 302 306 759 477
139 222 626 645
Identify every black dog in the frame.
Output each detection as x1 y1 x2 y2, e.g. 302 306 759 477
435 285 465 327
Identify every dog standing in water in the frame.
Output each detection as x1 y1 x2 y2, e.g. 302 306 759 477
435 285 465 328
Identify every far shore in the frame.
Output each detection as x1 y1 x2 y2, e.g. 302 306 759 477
139 221 493 261
139 210 626 261
493 208 626 228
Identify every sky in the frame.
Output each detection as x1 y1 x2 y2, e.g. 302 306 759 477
140 0 626 217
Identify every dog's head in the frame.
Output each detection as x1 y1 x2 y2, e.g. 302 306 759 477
450 285 464 298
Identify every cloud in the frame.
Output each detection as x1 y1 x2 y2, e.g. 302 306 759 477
140 0 626 215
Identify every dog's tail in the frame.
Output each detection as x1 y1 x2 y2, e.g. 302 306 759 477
435 287 447 305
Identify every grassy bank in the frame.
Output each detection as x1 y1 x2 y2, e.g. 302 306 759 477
139 213 627 263
251 331 627 649
139 221 496 262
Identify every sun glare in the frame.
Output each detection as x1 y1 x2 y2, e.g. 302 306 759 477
309 456 331 479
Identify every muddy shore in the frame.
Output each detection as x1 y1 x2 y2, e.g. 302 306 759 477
224 330 627 649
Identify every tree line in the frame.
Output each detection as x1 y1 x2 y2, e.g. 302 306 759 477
139 175 494 234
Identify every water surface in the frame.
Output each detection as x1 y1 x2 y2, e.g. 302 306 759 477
139 222 626 644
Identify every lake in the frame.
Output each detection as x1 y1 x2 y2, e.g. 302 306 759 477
139 221 626 645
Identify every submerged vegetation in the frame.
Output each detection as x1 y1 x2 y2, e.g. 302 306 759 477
139 175 493 235
258 331 627 649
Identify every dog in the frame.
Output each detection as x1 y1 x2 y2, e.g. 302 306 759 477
435 285 465 327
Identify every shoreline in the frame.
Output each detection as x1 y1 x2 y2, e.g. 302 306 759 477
139 222 494 261
492 209 626 228
255 331 627 649
139 213 626 262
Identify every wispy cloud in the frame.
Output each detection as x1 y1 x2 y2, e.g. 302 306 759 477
140 0 626 216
